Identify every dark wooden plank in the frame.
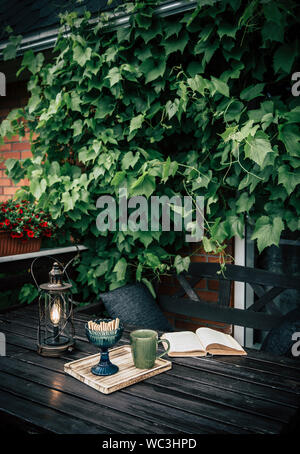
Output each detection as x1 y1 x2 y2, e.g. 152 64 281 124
218 279 231 306
211 355 300 382
164 355 300 396
5 351 281 434
0 357 224 434
159 295 282 330
0 390 101 434
173 275 204 298
125 373 287 434
0 366 174 434
242 348 300 371
177 274 200 301
247 287 284 312
0 353 254 434
188 263 300 290
165 362 299 410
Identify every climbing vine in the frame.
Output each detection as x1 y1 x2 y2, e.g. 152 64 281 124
1 0 299 299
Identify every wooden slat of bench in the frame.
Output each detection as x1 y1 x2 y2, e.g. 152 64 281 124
188 263 300 290
247 287 284 312
159 295 281 330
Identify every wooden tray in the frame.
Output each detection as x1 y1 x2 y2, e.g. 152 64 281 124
64 345 172 394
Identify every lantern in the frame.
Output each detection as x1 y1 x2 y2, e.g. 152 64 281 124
37 262 75 356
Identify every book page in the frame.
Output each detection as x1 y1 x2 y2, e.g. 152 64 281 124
195 327 245 352
162 331 205 354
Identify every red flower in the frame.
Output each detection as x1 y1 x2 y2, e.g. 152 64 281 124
44 231 52 237
19 209 23 214
5 219 10 226
40 221 48 227
27 230 35 238
11 232 23 239
0 222 4 229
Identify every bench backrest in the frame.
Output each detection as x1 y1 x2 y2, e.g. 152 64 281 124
158 262 300 331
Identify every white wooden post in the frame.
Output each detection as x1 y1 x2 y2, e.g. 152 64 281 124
0 72 6 96
234 235 245 346
0 332 5 356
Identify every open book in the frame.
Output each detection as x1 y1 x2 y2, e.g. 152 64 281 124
161 327 247 357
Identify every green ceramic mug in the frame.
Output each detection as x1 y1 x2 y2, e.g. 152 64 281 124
130 329 170 369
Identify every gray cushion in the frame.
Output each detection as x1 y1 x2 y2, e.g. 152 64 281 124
99 283 173 331
261 308 300 358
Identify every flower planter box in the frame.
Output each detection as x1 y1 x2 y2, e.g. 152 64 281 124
0 231 42 257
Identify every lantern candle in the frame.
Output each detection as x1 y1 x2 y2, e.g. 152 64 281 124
50 299 61 342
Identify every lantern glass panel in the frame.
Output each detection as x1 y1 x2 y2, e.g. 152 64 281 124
38 288 75 356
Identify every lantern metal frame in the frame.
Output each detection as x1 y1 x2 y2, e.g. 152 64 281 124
31 256 76 357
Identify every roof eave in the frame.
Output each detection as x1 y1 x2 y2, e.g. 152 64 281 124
0 0 197 57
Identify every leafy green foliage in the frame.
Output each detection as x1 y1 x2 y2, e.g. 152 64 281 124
1 0 299 301
19 283 39 304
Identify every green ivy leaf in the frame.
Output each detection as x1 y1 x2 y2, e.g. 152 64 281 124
262 21 284 43
94 96 115 119
3 35 22 60
251 216 284 254
72 119 83 136
174 255 190 274
130 173 156 198
140 58 166 83
236 192 255 213
21 50 44 75
121 151 140 170
211 76 229 97
240 83 265 101
113 258 127 281
129 114 144 134
30 178 46 200
278 124 300 157
73 45 92 67
163 30 189 55
106 67 122 87
244 132 273 168
141 278 156 298
278 165 300 195
274 43 297 73
95 260 109 277
19 283 39 304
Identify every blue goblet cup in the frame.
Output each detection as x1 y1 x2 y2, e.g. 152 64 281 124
85 319 124 376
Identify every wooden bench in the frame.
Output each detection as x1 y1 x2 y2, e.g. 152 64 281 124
158 262 300 333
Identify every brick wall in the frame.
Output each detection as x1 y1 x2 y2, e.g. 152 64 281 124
0 81 31 201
